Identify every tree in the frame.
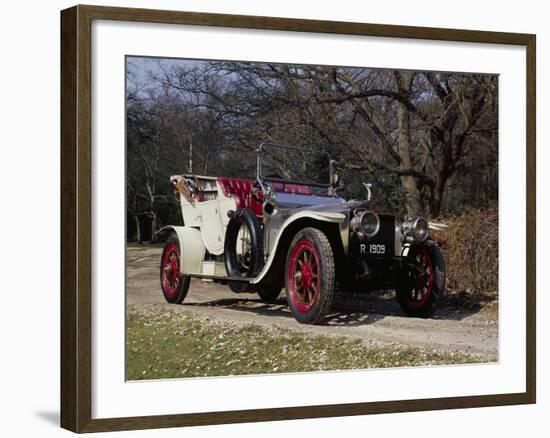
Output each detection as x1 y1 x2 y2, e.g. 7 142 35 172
125 58 499 242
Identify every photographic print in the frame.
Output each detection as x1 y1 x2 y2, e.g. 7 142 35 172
60 6 535 431
125 56 499 381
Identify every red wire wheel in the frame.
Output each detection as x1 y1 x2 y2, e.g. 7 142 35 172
396 243 445 318
405 247 434 308
285 228 336 324
288 240 321 312
162 242 180 295
160 233 190 304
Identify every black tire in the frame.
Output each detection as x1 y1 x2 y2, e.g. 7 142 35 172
224 208 264 292
285 227 336 324
228 281 252 293
396 242 445 318
257 287 282 302
160 233 191 304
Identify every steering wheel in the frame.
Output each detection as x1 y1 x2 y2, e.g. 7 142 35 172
252 180 264 203
253 173 286 202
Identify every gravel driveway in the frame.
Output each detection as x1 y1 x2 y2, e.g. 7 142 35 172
127 244 498 359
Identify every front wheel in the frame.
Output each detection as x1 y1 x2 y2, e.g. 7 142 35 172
285 228 336 324
160 233 191 304
396 243 445 318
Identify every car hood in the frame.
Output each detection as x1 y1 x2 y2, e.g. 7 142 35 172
273 193 391 217
295 198 387 213
294 199 370 214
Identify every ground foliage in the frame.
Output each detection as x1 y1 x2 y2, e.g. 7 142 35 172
431 205 498 298
127 305 491 380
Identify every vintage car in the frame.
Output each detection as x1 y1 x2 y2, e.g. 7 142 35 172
158 143 446 324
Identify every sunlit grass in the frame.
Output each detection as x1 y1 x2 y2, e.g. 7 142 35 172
126 306 492 380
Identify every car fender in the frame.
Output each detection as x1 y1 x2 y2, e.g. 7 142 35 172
251 210 345 284
156 226 205 275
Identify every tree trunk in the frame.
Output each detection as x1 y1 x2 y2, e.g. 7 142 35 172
395 72 423 216
150 210 158 243
429 137 452 217
431 176 445 218
134 214 142 244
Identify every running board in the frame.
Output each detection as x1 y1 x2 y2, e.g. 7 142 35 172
190 273 250 283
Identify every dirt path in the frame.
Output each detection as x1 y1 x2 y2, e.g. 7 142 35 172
127 245 498 359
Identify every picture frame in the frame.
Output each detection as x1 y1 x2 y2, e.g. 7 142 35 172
60 4 536 433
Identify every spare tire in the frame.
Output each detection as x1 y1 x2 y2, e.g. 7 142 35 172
224 208 264 287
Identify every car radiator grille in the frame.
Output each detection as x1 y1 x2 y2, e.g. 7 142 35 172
367 214 395 256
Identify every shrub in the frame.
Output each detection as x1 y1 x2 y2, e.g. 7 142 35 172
431 205 498 298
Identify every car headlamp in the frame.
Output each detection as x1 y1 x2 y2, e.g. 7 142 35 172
351 210 380 238
400 216 429 244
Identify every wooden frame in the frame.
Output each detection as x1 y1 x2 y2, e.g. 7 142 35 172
60 4 536 433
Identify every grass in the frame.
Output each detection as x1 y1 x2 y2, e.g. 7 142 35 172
126 306 491 381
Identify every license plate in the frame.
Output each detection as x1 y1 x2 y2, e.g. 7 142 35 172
360 243 387 255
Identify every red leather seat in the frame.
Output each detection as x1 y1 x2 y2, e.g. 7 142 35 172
282 184 311 194
217 177 263 220
270 182 312 194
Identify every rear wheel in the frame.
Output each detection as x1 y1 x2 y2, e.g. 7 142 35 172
257 287 282 302
160 233 191 304
396 243 445 318
285 228 336 324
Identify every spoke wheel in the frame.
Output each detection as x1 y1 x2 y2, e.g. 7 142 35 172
396 243 445 318
162 242 181 296
236 223 252 274
288 240 320 312
285 227 336 325
160 233 191 304
257 287 282 302
407 247 434 307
